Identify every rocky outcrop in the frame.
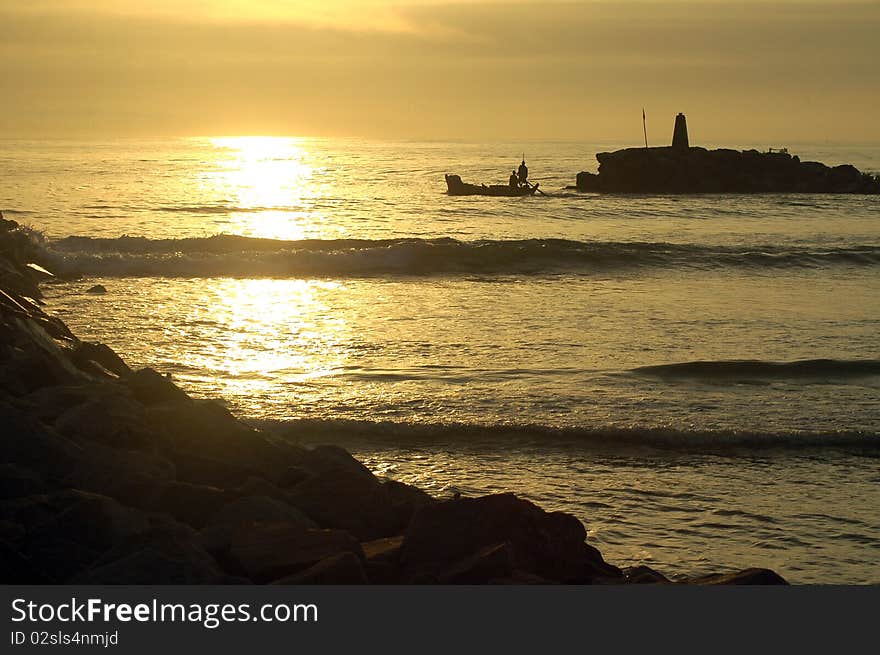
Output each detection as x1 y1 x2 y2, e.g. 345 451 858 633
0 220 788 585
576 147 880 194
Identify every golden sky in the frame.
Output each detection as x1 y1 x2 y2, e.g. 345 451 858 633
2 1 878 142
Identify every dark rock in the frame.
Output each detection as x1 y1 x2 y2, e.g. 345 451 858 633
624 565 672 584
293 445 374 479
278 466 311 488
207 495 316 531
401 493 622 583
85 285 107 294
287 470 400 540
124 367 191 406
72 342 131 377
0 399 84 481
577 146 880 194
270 551 368 585
53 391 161 450
0 540 51 583
0 464 48 499
687 567 788 585
146 481 228 529
362 535 404 584
72 516 232 584
384 479 435 528
147 400 304 481
16 489 151 581
171 452 261 489
439 542 514 584
64 440 175 502
228 522 363 583
362 535 404 563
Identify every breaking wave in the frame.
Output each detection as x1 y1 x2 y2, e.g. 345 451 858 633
44 234 880 278
258 418 880 452
633 358 880 380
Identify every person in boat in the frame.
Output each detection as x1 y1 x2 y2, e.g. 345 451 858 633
517 157 529 187
509 170 519 189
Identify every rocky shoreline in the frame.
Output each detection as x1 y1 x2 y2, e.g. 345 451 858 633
0 217 787 585
576 146 880 194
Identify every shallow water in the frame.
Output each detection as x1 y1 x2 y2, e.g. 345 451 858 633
4 137 879 582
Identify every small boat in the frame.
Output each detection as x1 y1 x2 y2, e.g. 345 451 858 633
445 174 539 197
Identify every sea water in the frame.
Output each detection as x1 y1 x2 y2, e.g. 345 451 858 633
2 137 878 583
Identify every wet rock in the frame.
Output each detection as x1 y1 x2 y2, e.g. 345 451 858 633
228 522 363 583
271 552 368 585
86 284 107 294
401 493 622 584
687 568 788 585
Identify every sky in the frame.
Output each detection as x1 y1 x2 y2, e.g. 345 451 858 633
2 1 878 142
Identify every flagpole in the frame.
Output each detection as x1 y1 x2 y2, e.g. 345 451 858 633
643 108 648 149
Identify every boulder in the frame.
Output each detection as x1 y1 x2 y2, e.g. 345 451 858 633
53 391 162 450
270 552 368 585
292 444 374 479
0 399 84 481
228 522 363 583
624 565 671 584
124 368 191 406
0 464 48 499
144 481 228 529
687 568 788 585
71 515 232 584
147 400 303 480
401 493 622 583
72 342 130 377
207 495 316 532
286 470 400 540
0 539 51 583
361 535 405 584
384 479 435 528
16 489 151 581
438 542 515 584
85 285 107 294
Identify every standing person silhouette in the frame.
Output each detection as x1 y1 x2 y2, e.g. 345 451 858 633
517 156 529 187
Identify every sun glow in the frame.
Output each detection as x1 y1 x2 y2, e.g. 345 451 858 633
203 136 335 241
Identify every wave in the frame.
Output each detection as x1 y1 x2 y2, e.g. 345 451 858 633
255 417 880 452
43 235 880 278
633 358 880 380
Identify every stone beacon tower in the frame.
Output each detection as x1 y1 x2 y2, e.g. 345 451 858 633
672 113 689 150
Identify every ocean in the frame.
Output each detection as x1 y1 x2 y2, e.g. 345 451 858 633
2 136 878 583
